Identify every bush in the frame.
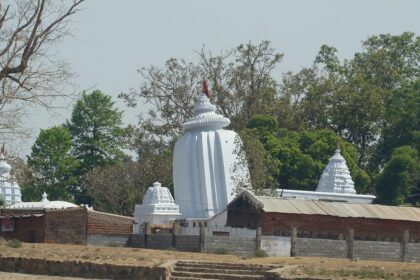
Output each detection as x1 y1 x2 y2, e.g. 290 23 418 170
214 247 228 255
254 249 268 257
7 239 21 248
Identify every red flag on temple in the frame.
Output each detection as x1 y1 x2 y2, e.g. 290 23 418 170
203 80 210 98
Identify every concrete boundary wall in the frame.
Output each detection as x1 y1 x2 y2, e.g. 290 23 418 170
296 238 347 259
87 234 129 247
261 236 291 256
354 240 402 262
127 226 420 263
204 235 256 256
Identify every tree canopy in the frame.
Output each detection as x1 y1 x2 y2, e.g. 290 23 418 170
23 126 79 201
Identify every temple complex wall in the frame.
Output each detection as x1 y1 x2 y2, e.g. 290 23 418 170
261 212 420 241
44 208 87 244
87 210 133 235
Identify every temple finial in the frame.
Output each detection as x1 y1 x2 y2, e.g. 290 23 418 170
203 79 210 98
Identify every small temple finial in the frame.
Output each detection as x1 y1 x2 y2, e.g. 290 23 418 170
42 191 49 202
203 79 210 98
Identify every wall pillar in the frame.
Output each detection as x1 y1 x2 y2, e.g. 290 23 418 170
347 229 354 260
199 223 205 253
402 230 409 262
172 223 178 249
144 222 151 248
256 227 262 251
290 227 297 257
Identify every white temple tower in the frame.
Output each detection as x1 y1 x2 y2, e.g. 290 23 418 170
173 83 250 219
0 151 22 205
133 182 181 231
316 149 357 194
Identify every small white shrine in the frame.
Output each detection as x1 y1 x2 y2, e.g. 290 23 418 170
0 150 22 205
133 182 181 232
276 148 375 203
173 82 250 219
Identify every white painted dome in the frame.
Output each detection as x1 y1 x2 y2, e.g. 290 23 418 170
0 154 22 205
316 149 356 194
142 182 176 205
135 182 181 215
8 192 78 210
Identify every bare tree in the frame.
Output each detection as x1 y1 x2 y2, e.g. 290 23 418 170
0 0 85 141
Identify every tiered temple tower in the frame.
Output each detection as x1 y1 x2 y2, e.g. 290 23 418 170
173 82 250 218
316 149 357 194
0 150 22 205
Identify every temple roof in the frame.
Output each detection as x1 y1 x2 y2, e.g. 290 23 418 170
135 182 181 215
316 149 356 194
8 192 79 210
182 94 230 131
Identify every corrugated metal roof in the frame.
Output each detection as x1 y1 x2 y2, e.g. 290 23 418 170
256 196 420 222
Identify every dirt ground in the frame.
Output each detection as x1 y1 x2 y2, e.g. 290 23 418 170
0 242 419 279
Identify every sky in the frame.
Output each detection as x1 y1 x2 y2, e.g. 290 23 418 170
19 0 420 156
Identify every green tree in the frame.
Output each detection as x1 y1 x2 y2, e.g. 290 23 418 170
120 41 284 149
375 80 420 165
282 32 420 166
66 90 126 176
23 126 79 201
375 146 420 205
83 161 145 216
243 116 370 193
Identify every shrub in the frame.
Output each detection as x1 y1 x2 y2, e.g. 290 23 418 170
254 249 268 257
214 247 228 255
7 239 21 248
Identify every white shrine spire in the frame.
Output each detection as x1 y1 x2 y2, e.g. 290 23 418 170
181 81 230 131
316 148 357 194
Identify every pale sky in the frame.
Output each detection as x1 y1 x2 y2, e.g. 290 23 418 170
19 0 420 156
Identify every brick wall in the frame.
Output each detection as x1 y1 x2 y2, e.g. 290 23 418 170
261 212 420 241
0 215 45 243
44 208 87 245
296 238 347 258
87 211 133 235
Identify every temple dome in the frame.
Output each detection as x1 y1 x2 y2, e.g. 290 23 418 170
133 182 181 228
181 94 230 131
316 149 356 194
142 182 177 206
8 192 78 210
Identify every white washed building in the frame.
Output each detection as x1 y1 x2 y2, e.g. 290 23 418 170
173 93 250 219
133 182 181 232
0 153 22 205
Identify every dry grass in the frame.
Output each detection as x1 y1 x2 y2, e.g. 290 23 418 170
0 242 419 279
